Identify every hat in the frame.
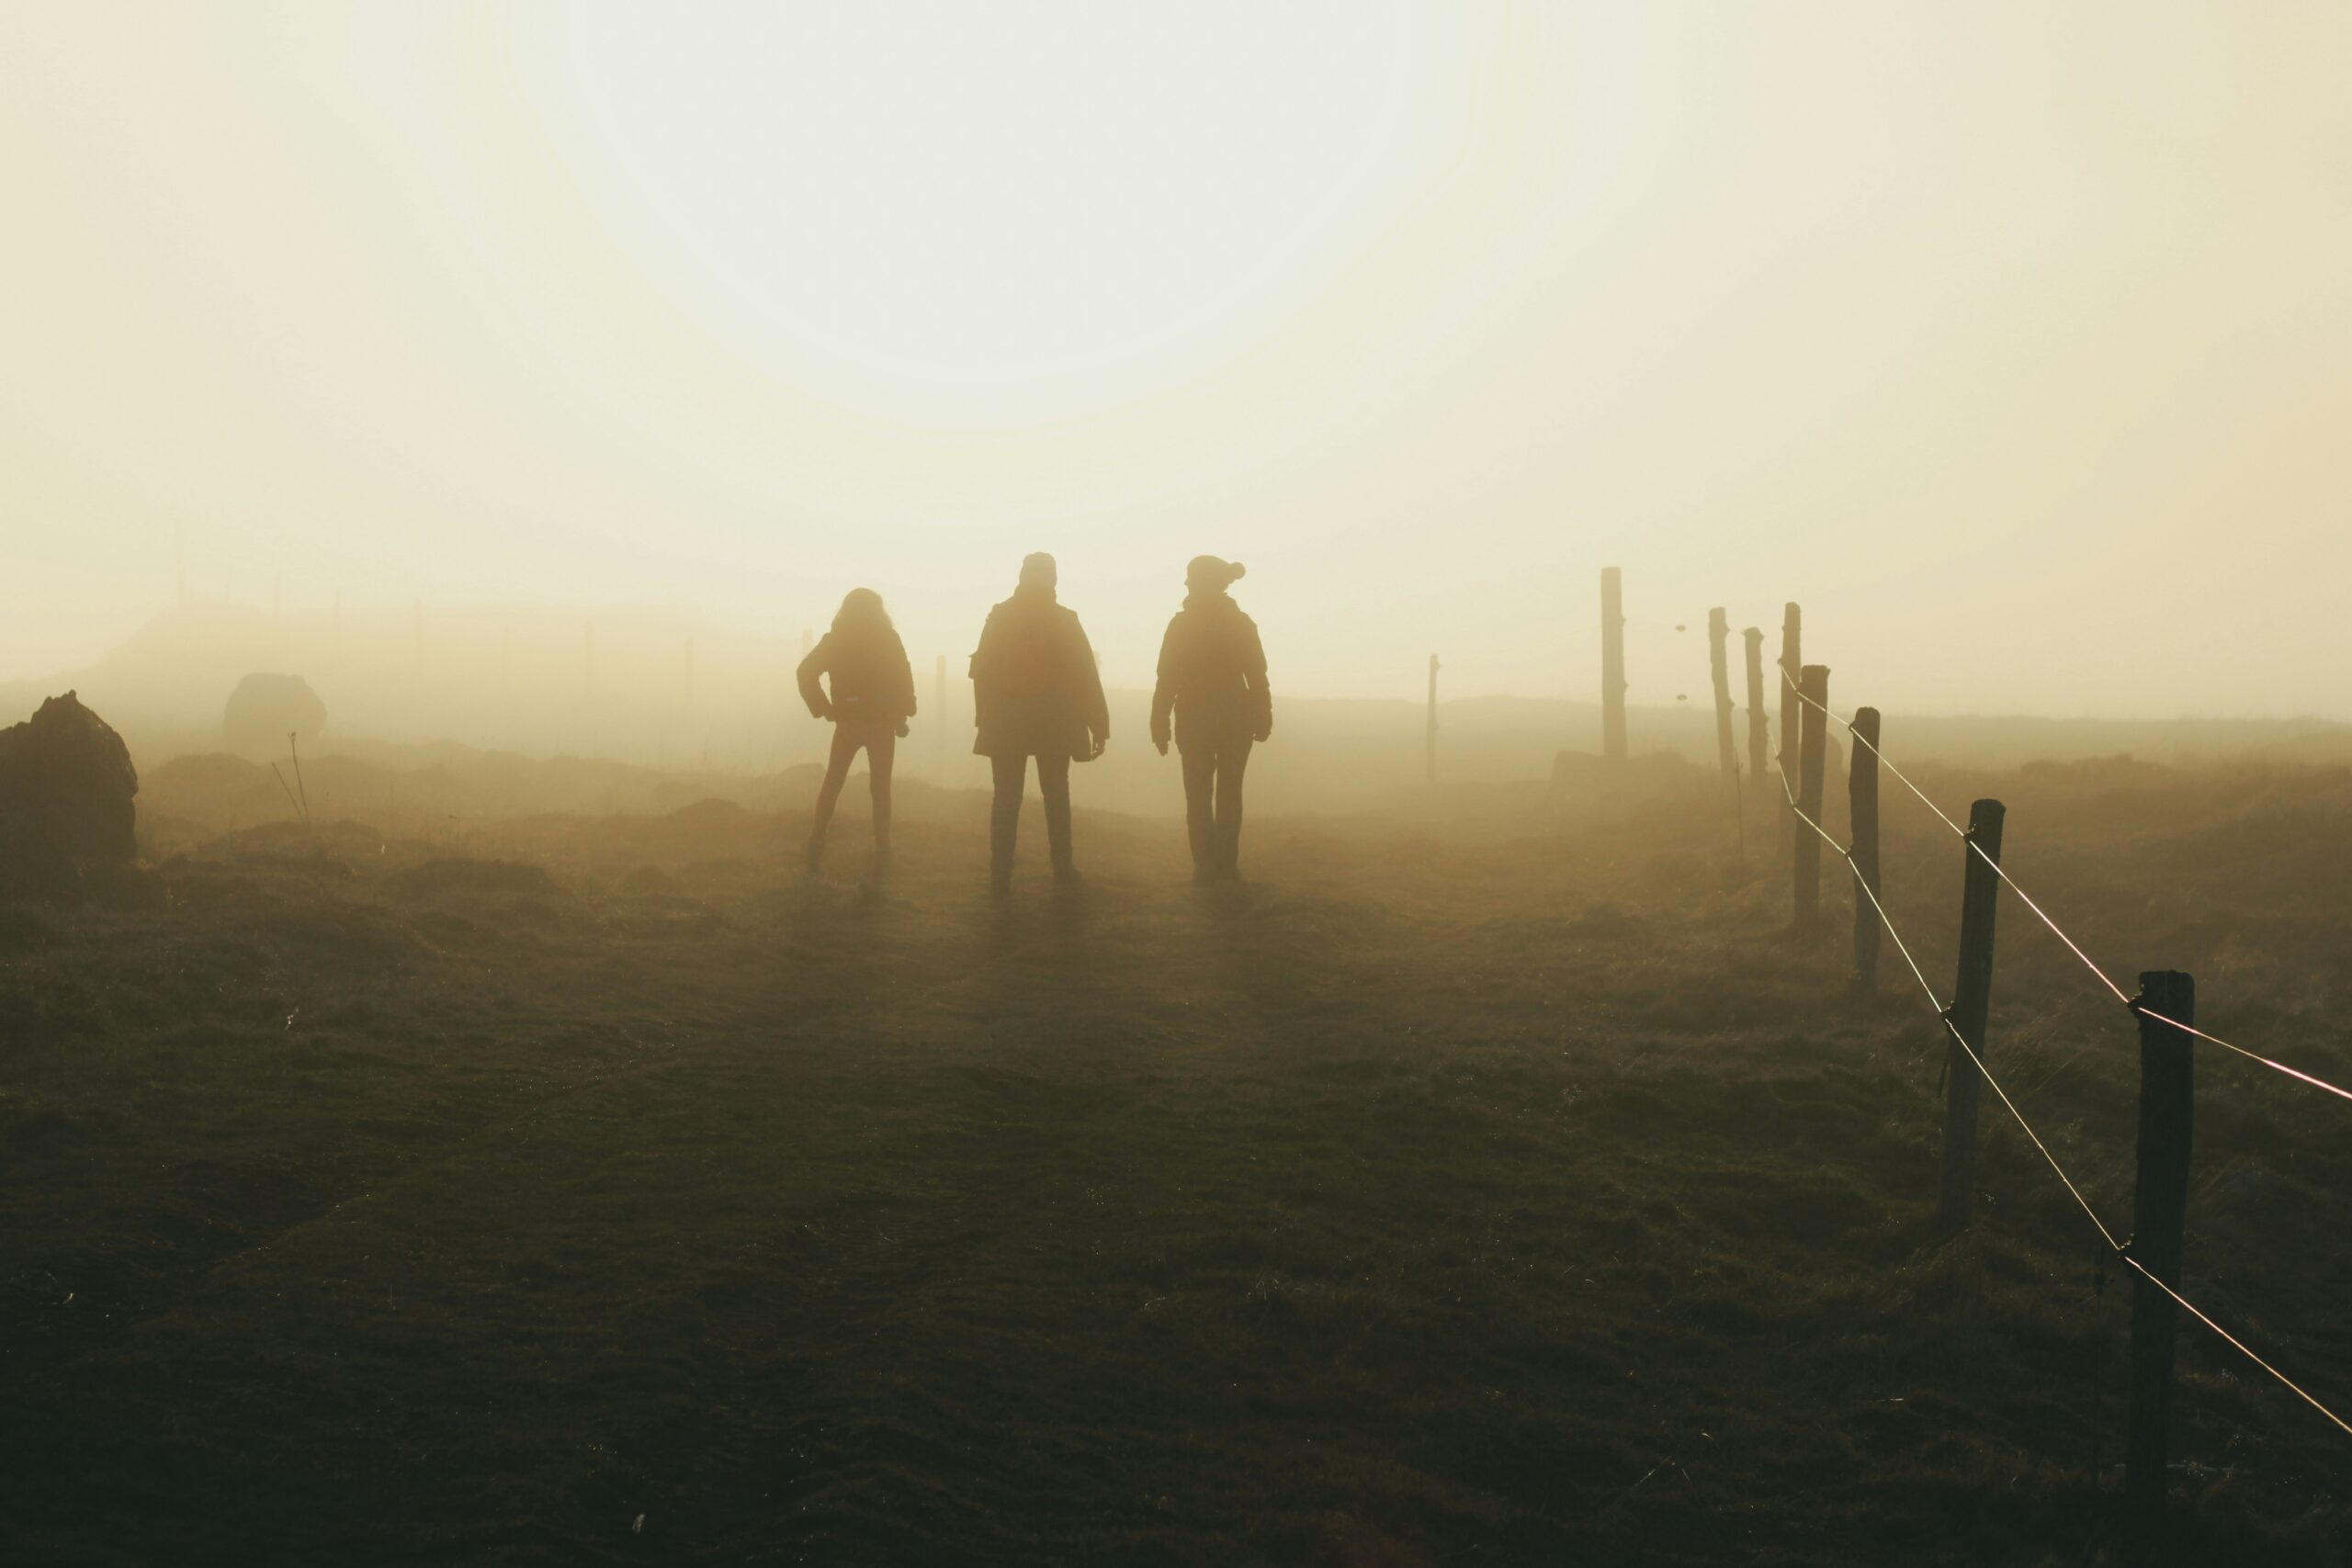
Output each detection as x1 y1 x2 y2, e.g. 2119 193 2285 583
1185 556 1245 591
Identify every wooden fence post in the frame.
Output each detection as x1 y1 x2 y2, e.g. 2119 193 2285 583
1793 664 1830 927
1600 570 1627 761
1709 608 1736 779
1426 653 1441 786
2126 971 2196 1552
1743 626 1767 794
1849 706 1883 988
1778 604 1801 852
1937 799 2007 1229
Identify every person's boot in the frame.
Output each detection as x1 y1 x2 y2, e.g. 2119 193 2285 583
803 833 824 876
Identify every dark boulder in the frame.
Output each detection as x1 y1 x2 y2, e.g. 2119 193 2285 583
0 692 140 884
223 671 327 756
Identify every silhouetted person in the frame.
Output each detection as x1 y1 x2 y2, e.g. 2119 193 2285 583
970 553 1108 893
1151 556 1270 883
798 589 915 872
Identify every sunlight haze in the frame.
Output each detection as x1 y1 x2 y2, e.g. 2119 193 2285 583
5 1 2346 716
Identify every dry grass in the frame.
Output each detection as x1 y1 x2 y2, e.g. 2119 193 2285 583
2 757 2348 1564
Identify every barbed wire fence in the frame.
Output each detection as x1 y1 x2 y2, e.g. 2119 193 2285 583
1674 600 2352 1550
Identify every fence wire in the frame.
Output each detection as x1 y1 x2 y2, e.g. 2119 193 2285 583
1776 663 2352 1107
1771 753 2352 1440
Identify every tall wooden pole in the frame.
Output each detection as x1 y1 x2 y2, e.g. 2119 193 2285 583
1743 626 1767 791
1849 706 1883 988
1708 608 1736 779
1793 664 1829 927
1426 654 1441 786
1600 569 1626 761
1777 604 1800 848
1938 799 2007 1230
2126 971 2196 1553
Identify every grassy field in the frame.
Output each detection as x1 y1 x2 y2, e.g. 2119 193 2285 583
3 755 2349 1564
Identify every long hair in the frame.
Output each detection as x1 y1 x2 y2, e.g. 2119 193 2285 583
831 587 892 638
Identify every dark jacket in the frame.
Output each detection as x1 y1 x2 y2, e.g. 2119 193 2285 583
969 587 1108 760
1152 592 1270 750
799 626 917 728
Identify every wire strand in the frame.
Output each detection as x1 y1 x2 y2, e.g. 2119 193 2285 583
1776 761 2350 1438
1777 665 2352 1104
1781 662 1962 835
1782 765 2119 1247
2134 1008 2352 1107
2122 1258 2352 1438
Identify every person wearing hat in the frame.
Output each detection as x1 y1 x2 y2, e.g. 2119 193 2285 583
1150 556 1271 884
968 552 1110 893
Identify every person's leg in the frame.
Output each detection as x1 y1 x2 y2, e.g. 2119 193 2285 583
866 728 897 852
1037 752 1075 878
808 724 860 868
1180 744 1216 879
989 753 1025 888
1216 738 1253 878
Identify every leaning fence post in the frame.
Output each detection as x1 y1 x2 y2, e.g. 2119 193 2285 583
1743 626 1768 796
2126 971 2195 1553
1937 799 2007 1229
1792 664 1829 927
1849 706 1882 988
1600 570 1626 762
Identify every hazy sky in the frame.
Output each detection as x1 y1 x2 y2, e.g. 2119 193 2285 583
5 2 2347 715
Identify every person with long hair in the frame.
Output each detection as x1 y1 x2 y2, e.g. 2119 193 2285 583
797 588 916 873
969 552 1109 894
1150 556 1271 883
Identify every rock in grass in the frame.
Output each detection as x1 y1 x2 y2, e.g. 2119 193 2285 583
0 691 139 889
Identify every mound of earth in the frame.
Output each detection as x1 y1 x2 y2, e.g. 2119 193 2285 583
222 672 327 757
0 692 139 890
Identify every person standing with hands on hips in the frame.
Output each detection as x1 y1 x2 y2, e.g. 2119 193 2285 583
969 552 1110 895
797 588 916 875
1151 556 1271 885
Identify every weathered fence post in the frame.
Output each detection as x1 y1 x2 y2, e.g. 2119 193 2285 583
1600 569 1626 762
1777 604 1801 850
2126 971 2196 1553
1849 706 1883 988
1937 799 2007 1229
1708 608 1736 779
1743 626 1767 794
1793 664 1829 927
1426 653 1441 786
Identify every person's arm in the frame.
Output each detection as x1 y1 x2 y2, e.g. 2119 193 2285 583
1246 618 1272 742
968 610 998 730
797 635 834 720
1071 614 1110 756
1149 616 1178 755
892 632 917 721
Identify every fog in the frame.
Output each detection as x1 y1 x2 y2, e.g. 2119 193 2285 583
8 1 2352 725
12 10 2352 1562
